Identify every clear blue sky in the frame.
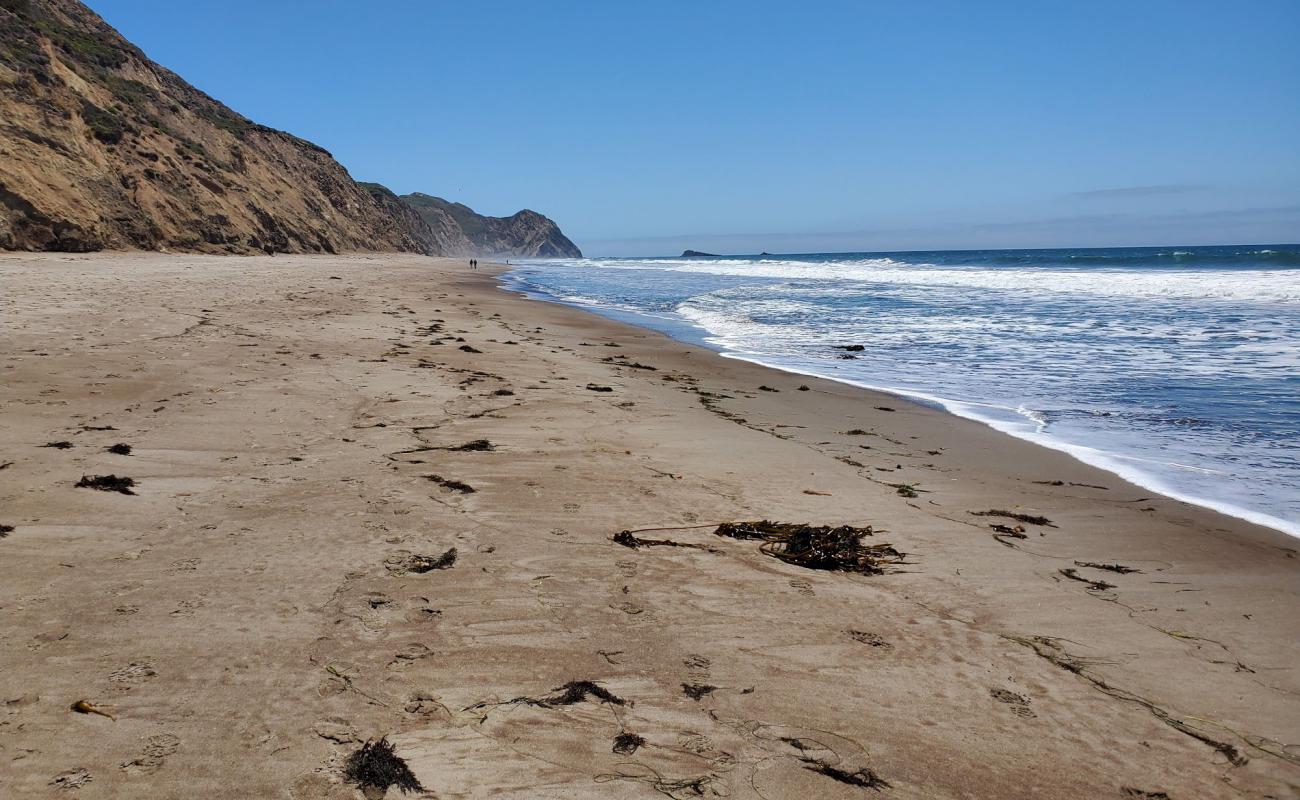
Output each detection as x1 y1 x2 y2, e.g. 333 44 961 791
90 0 1299 256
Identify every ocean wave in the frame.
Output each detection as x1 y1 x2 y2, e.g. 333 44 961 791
504 248 1300 536
541 257 1300 303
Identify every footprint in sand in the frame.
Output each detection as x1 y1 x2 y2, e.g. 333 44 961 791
990 688 1036 718
170 598 204 616
120 733 180 774
684 654 713 682
616 560 638 578
108 662 156 688
50 767 92 790
789 578 815 596
311 717 358 744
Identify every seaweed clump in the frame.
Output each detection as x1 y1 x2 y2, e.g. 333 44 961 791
0 524 13 538
803 761 890 790
426 475 475 493
714 521 903 575
407 548 457 573
106 443 132 455
445 439 494 452
971 509 1056 527
476 680 627 711
681 683 717 701
543 680 626 707
344 737 425 795
75 474 136 494
612 731 646 755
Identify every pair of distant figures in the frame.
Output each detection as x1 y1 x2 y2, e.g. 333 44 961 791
469 259 478 269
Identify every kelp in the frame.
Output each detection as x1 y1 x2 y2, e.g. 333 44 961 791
613 731 647 755
970 509 1056 527
714 520 903 575
612 529 718 552
344 737 424 795
803 761 890 790
75 474 136 494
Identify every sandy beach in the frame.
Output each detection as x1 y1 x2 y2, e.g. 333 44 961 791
1 252 1297 799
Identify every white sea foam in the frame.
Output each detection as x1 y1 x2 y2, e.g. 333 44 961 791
504 254 1300 538
545 257 1300 303
710 351 1300 538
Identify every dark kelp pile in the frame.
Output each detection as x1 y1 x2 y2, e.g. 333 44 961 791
714 521 903 575
681 683 717 701
426 475 475 493
344 737 424 795
612 731 646 755
106 443 132 455
75 474 136 494
467 680 627 713
804 761 891 791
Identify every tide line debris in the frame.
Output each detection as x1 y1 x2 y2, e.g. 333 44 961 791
444 439 494 452
1059 567 1116 591
612 731 646 755
612 529 719 552
426 475 475 493
682 683 717 701
70 699 114 720
714 520 903 575
1075 560 1140 574
971 509 1056 527
468 680 627 713
75 475 136 494
804 761 890 790
388 549 457 574
344 737 424 795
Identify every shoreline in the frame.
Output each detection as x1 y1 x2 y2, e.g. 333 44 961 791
499 268 1299 538
2 252 1297 798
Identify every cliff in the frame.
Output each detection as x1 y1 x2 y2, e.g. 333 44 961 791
0 0 427 253
0 0 581 258
399 193 582 258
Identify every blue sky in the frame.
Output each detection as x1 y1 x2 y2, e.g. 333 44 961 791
90 0 1299 256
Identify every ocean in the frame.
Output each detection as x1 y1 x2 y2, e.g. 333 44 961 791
501 245 1300 536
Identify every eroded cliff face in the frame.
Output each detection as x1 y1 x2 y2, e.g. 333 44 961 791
0 0 582 258
400 193 582 258
359 183 473 257
0 0 426 254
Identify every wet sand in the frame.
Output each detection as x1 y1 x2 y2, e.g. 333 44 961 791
1 252 1297 799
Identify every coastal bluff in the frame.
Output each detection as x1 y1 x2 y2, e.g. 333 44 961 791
0 0 579 257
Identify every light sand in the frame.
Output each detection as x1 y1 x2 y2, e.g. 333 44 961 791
1 253 1297 799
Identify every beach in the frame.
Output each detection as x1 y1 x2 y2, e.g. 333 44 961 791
1 252 1297 798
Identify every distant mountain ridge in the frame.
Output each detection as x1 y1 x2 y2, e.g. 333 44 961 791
400 193 581 258
0 0 580 257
